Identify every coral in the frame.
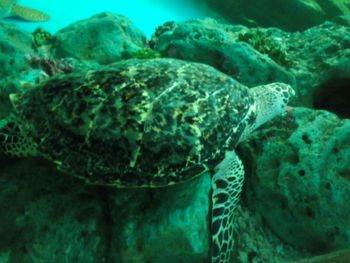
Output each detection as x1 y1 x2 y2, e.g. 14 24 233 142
131 48 161 59
32 27 55 48
25 54 73 76
238 29 293 67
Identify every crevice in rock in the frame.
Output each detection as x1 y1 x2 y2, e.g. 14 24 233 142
313 78 350 118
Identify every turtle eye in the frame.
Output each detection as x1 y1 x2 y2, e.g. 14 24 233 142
277 84 295 104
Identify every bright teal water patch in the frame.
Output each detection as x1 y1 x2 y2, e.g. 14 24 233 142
13 0 209 38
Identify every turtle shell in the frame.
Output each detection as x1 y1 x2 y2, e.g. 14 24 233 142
12 58 255 187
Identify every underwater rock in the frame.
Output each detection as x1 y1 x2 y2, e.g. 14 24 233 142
332 14 350 27
233 205 303 263
0 155 210 262
152 19 350 112
226 21 350 109
0 21 45 119
0 21 34 79
295 247 350 263
0 74 33 119
151 18 294 87
0 154 305 263
54 12 147 64
1 109 344 263
0 156 302 263
0 157 107 263
288 22 350 108
201 0 350 32
108 174 210 263
240 107 350 253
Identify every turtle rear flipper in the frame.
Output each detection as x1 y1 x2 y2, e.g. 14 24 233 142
211 151 244 263
11 4 49 21
0 116 37 157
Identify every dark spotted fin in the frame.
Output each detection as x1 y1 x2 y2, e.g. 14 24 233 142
11 4 49 22
211 151 244 263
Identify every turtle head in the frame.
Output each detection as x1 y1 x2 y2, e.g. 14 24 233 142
244 82 295 136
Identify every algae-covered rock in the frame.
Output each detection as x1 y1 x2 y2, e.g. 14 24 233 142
232 22 350 108
0 156 300 263
54 12 147 64
296 247 350 263
201 0 350 32
131 47 161 59
32 27 55 49
288 22 350 108
240 107 350 252
232 22 350 110
0 158 107 263
0 21 34 78
109 174 210 263
0 73 36 119
0 156 210 263
233 205 303 263
151 19 350 113
151 19 294 87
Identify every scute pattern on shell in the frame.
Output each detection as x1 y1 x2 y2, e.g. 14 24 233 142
12 58 254 187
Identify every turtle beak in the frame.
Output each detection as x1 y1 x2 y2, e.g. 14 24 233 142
285 105 294 113
282 105 294 117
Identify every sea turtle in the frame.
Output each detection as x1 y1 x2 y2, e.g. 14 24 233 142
0 58 294 263
0 0 49 22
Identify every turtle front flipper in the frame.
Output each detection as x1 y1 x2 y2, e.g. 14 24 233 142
11 4 49 22
0 115 37 157
211 151 244 263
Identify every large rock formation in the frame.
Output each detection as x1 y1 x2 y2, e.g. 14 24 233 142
151 19 350 113
200 0 350 31
150 19 294 87
240 107 350 252
54 12 147 64
0 21 34 78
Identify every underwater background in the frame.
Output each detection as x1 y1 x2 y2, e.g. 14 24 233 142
0 0 350 262
14 0 210 37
